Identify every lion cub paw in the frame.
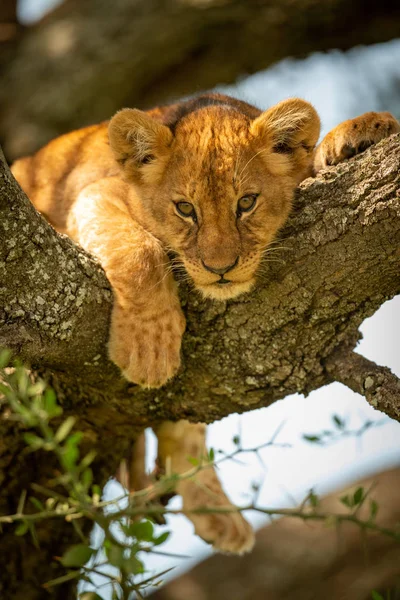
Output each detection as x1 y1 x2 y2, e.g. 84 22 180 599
109 304 186 388
179 471 255 555
314 111 400 172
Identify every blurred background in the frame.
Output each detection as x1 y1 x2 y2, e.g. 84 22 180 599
1 1 400 597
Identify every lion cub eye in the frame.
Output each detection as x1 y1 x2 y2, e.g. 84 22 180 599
237 194 258 216
176 201 197 222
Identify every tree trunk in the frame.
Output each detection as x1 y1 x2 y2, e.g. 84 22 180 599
151 467 400 600
1 133 400 596
1 0 400 159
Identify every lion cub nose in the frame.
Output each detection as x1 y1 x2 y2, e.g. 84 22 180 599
201 256 239 275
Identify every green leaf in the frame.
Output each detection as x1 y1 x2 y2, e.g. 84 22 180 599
153 531 170 546
91 484 101 498
208 447 215 462
232 435 240 446
123 554 144 576
105 544 125 568
127 519 154 542
23 433 44 449
60 543 94 567
309 491 319 508
332 414 345 429
81 468 93 490
15 521 29 536
54 416 76 443
186 456 199 466
371 592 384 600
370 499 379 520
340 494 353 508
16 369 29 398
0 348 12 369
303 435 321 443
353 487 364 506
43 388 62 419
29 497 44 511
27 380 46 397
44 570 81 588
80 450 97 469
61 432 83 470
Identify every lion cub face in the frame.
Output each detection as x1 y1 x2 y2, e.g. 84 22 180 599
109 95 320 300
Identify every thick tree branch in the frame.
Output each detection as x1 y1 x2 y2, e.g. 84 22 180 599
1 124 399 600
326 348 400 421
1 0 400 158
1 135 400 427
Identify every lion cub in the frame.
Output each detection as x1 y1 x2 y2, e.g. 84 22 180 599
11 94 399 553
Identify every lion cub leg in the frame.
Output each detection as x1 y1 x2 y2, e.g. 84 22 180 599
314 111 400 173
156 420 255 554
68 178 185 388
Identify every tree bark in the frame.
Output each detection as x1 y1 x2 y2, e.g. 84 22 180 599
151 467 400 600
1 0 400 159
1 134 400 597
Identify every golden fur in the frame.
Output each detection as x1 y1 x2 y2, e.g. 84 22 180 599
11 93 399 554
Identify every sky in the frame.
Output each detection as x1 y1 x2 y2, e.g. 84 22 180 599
16 0 400 594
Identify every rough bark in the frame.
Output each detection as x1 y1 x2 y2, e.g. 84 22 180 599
2 136 400 425
151 467 400 600
1 134 400 597
326 348 400 419
2 0 400 159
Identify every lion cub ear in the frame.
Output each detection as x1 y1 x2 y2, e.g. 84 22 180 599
250 99 320 178
108 109 173 182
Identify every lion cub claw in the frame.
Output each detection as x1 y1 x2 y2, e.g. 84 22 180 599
109 303 186 388
314 111 400 172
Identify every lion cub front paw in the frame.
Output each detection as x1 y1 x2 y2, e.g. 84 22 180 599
109 304 186 388
179 472 255 555
314 111 400 172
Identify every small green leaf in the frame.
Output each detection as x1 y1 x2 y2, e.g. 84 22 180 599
127 519 154 542
153 531 170 546
29 497 44 511
232 435 240 446
80 450 97 469
353 487 364 506
105 544 125 568
370 499 379 520
81 468 93 490
0 348 12 368
187 456 199 466
303 435 321 443
122 554 144 576
309 491 319 508
371 592 384 600
23 433 44 449
43 388 62 419
332 414 345 429
44 570 81 588
208 447 215 462
340 494 353 508
61 432 83 470
60 543 94 567
15 521 29 536
27 380 46 397
55 416 76 443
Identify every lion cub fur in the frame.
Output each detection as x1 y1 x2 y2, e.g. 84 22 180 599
12 93 399 554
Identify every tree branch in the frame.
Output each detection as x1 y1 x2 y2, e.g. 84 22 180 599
1 134 400 427
325 348 400 421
